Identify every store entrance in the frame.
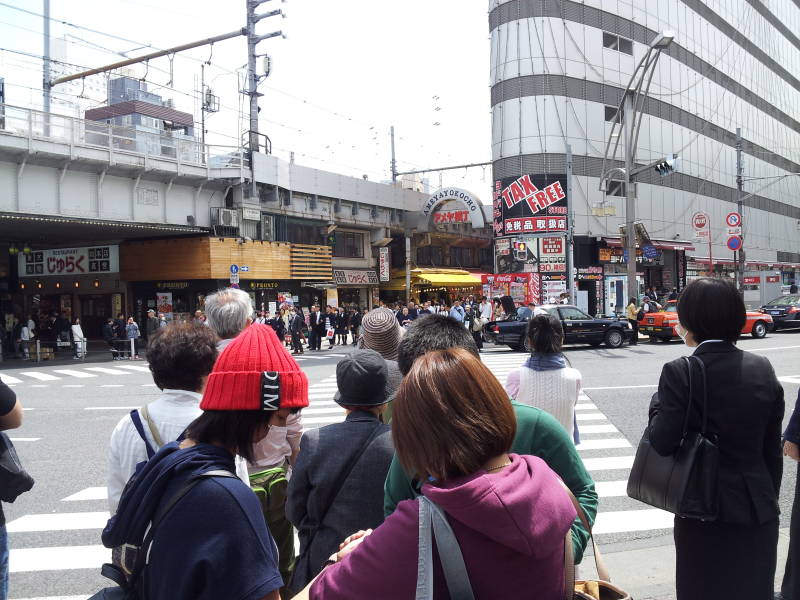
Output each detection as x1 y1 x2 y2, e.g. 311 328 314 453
80 295 112 338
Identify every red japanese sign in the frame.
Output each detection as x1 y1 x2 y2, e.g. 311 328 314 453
432 210 470 225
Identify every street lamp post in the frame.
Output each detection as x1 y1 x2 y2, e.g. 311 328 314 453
600 31 675 303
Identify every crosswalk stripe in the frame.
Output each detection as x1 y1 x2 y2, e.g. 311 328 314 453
7 512 109 533
9 438 40 442
62 487 108 502
63 384 85 388
13 596 89 599
0 375 22 384
593 508 674 534
576 413 606 421
115 365 152 373
19 371 60 381
100 384 124 388
595 480 629 497
577 438 631 451
575 403 598 411
85 367 131 375
84 406 138 411
303 415 346 425
10 545 107 573
578 424 618 434
303 407 345 416
581 455 635 471
53 370 97 378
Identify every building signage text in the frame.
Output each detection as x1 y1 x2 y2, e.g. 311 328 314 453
156 281 190 289
379 247 390 282
423 188 486 229
333 270 379 286
248 281 279 290
494 174 569 236
19 245 119 277
432 210 470 225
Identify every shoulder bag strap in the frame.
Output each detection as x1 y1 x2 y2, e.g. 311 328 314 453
132 470 237 580
129 410 156 460
558 480 611 582
691 356 710 434
679 357 695 440
427 497 475 600
139 404 165 449
416 497 434 600
300 422 384 553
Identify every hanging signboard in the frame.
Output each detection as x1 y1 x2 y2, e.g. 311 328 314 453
493 174 568 236
378 247 390 282
422 188 485 228
156 292 173 321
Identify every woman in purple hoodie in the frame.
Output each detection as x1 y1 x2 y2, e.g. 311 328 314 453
294 347 577 599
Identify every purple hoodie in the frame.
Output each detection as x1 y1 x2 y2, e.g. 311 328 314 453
310 454 576 599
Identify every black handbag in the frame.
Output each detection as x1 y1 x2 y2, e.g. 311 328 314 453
0 432 34 503
627 356 719 521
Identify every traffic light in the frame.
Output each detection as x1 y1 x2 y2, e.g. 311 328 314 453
654 155 679 176
513 242 527 261
326 232 336 246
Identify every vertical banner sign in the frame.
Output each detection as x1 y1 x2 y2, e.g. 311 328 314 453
378 247 390 282
493 174 568 236
156 292 173 321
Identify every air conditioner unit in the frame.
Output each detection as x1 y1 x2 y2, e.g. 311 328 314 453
218 208 239 227
261 215 275 241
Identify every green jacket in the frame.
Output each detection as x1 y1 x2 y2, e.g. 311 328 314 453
383 402 598 563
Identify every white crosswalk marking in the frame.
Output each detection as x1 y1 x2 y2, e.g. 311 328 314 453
7 512 109 533
0 375 22 384
85 367 131 375
10 545 108 573
53 369 97 378
62 487 107 502
19 371 60 381
115 365 152 373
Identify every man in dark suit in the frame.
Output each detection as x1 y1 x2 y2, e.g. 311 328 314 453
307 304 323 351
286 349 394 594
777 389 800 600
289 308 305 355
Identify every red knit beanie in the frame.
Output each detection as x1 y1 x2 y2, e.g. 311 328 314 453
201 324 309 411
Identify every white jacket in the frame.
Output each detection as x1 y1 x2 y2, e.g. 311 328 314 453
71 324 85 341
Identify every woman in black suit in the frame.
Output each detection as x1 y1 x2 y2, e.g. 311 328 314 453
647 278 784 600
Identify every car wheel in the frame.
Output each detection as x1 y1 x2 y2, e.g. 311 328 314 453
605 329 624 348
751 321 767 338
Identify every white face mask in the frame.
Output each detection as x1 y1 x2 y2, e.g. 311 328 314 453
675 322 688 344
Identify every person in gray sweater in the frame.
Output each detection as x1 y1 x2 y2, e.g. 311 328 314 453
286 349 394 595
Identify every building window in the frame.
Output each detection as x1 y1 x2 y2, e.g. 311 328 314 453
416 246 443 266
333 231 364 258
450 246 474 267
286 219 323 245
603 32 633 55
479 247 493 267
604 105 620 122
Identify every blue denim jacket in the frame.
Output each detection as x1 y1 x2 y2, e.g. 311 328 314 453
784 389 800 444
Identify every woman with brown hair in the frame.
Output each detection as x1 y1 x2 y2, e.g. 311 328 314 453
294 347 577 600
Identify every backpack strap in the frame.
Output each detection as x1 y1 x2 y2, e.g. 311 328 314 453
131 470 238 583
139 404 165 448
129 410 156 460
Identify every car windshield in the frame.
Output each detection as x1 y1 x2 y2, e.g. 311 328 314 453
559 307 592 320
768 295 800 306
665 304 677 313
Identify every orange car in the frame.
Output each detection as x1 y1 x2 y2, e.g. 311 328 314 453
638 300 774 341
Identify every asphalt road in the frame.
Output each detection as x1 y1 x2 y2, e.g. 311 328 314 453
0 331 798 599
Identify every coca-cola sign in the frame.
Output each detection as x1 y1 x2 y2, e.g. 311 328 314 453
19 245 119 277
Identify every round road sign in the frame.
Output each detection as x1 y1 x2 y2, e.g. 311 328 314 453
727 235 743 251
692 212 709 230
726 212 742 228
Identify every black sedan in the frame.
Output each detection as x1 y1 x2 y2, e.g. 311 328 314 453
760 294 800 331
485 304 634 351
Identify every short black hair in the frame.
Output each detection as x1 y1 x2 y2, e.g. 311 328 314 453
526 314 564 354
397 314 478 375
185 411 271 463
677 278 745 343
147 322 219 391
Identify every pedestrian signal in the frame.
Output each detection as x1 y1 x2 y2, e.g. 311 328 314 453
513 242 527 261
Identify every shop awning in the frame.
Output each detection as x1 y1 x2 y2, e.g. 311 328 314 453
417 273 482 285
603 237 695 251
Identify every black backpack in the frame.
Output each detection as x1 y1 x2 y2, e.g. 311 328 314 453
89 470 238 599
636 308 644 321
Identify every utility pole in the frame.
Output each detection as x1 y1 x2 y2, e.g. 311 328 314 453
736 127 744 291
43 0 51 136
390 125 397 182
623 91 637 304
565 143 576 304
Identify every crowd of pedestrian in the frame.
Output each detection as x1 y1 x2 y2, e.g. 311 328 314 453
1 276 795 599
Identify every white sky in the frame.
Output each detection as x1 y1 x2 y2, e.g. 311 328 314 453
0 0 494 201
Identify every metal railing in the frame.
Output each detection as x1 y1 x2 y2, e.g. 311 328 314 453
0 103 248 172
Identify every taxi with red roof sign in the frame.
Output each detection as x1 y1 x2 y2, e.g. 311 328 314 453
638 300 773 342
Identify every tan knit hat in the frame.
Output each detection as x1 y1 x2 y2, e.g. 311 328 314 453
357 307 403 361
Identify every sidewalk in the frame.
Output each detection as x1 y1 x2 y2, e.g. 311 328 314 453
581 528 790 600
0 340 147 369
